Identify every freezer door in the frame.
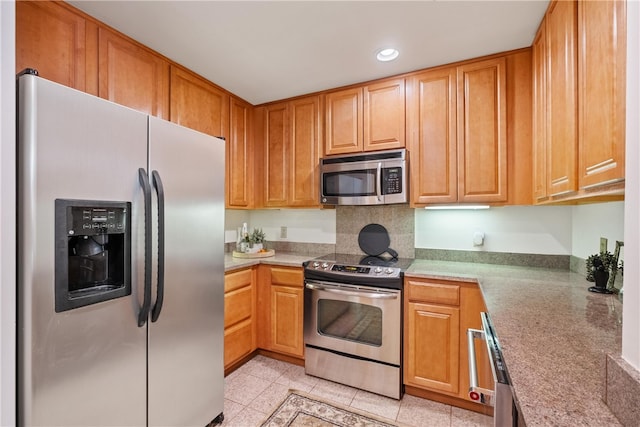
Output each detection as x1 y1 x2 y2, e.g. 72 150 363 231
147 117 225 426
17 74 148 426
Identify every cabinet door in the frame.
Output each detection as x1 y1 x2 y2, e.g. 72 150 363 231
289 96 322 207
270 285 304 357
405 302 460 394
532 21 548 202
546 0 578 196
263 103 289 207
170 67 229 138
457 57 507 203
98 28 169 119
325 88 363 155
228 97 253 208
364 78 406 151
16 1 97 94
577 0 626 189
407 68 457 205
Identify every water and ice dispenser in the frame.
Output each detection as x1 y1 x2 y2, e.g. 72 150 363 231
55 199 131 312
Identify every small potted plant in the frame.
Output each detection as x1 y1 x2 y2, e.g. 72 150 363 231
586 251 616 293
249 228 266 253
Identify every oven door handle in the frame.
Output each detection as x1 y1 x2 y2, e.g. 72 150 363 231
305 280 398 299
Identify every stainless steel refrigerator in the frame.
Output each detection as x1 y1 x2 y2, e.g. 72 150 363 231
17 71 225 426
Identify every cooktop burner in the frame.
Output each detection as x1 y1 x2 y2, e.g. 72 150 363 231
314 253 414 271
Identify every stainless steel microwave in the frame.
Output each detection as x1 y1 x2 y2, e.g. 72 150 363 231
320 149 408 205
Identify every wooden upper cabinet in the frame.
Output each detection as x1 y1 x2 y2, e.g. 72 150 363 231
325 80 405 156
577 0 626 190
457 57 508 203
98 27 169 119
408 53 528 208
170 66 229 138
16 1 98 94
532 21 548 202
546 0 578 197
260 96 321 208
289 96 322 207
324 88 363 155
263 102 289 207
364 78 406 151
227 97 253 208
407 67 458 205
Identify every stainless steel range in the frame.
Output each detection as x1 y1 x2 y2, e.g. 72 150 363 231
303 254 412 399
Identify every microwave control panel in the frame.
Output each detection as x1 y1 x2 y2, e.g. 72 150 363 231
382 167 403 195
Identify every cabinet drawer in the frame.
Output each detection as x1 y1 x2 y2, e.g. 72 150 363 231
224 319 252 367
225 285 252 328
406 280 460 306
270 267 303 287
225 268 253 293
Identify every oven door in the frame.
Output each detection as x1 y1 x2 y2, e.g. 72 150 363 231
304 279 401 366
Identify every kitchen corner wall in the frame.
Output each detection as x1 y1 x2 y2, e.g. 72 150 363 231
415 201 624 262
225 201 624 261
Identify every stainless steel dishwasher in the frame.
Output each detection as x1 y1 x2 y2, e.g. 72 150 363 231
467 312 522 427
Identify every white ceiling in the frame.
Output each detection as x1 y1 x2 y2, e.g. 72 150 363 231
69 1 549 105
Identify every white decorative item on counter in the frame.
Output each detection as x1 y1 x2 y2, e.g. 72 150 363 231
232 249 275 258
232 225 271 257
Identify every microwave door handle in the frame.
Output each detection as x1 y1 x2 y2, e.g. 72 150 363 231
376 162 383 202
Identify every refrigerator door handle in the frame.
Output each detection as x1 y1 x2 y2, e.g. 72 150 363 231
151 170 165 322
138 168 152 327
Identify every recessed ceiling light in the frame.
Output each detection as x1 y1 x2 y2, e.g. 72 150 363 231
376 48 399 62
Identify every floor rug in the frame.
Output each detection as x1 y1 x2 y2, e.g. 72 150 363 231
260 390 399 427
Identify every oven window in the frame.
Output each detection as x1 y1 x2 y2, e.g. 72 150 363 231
323 169 377 197
317 299 382 346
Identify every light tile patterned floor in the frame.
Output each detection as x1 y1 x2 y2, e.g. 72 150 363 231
222 355 492 427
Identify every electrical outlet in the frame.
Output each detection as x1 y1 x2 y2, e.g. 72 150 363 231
280 226 287 239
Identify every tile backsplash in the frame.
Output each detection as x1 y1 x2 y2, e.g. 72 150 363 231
336 204 415 258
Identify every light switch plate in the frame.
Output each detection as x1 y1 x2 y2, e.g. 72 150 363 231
600 237 608 253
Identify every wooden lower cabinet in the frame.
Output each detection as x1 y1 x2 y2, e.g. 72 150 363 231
404 277 493 414
257 265 304 359
224 267 256 370
270 284 304 356
405 302 460 394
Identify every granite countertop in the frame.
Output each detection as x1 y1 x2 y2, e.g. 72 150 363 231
225 253 623 425
224 252 313 272
406 260 623 426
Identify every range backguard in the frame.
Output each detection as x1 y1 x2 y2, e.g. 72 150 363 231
55 199 131 312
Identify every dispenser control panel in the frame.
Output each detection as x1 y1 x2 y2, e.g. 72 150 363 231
68 206 127 235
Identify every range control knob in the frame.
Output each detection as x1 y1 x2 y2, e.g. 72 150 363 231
385 268 394 275
374 267 383 274
321 262 329 270
312 261 320 268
